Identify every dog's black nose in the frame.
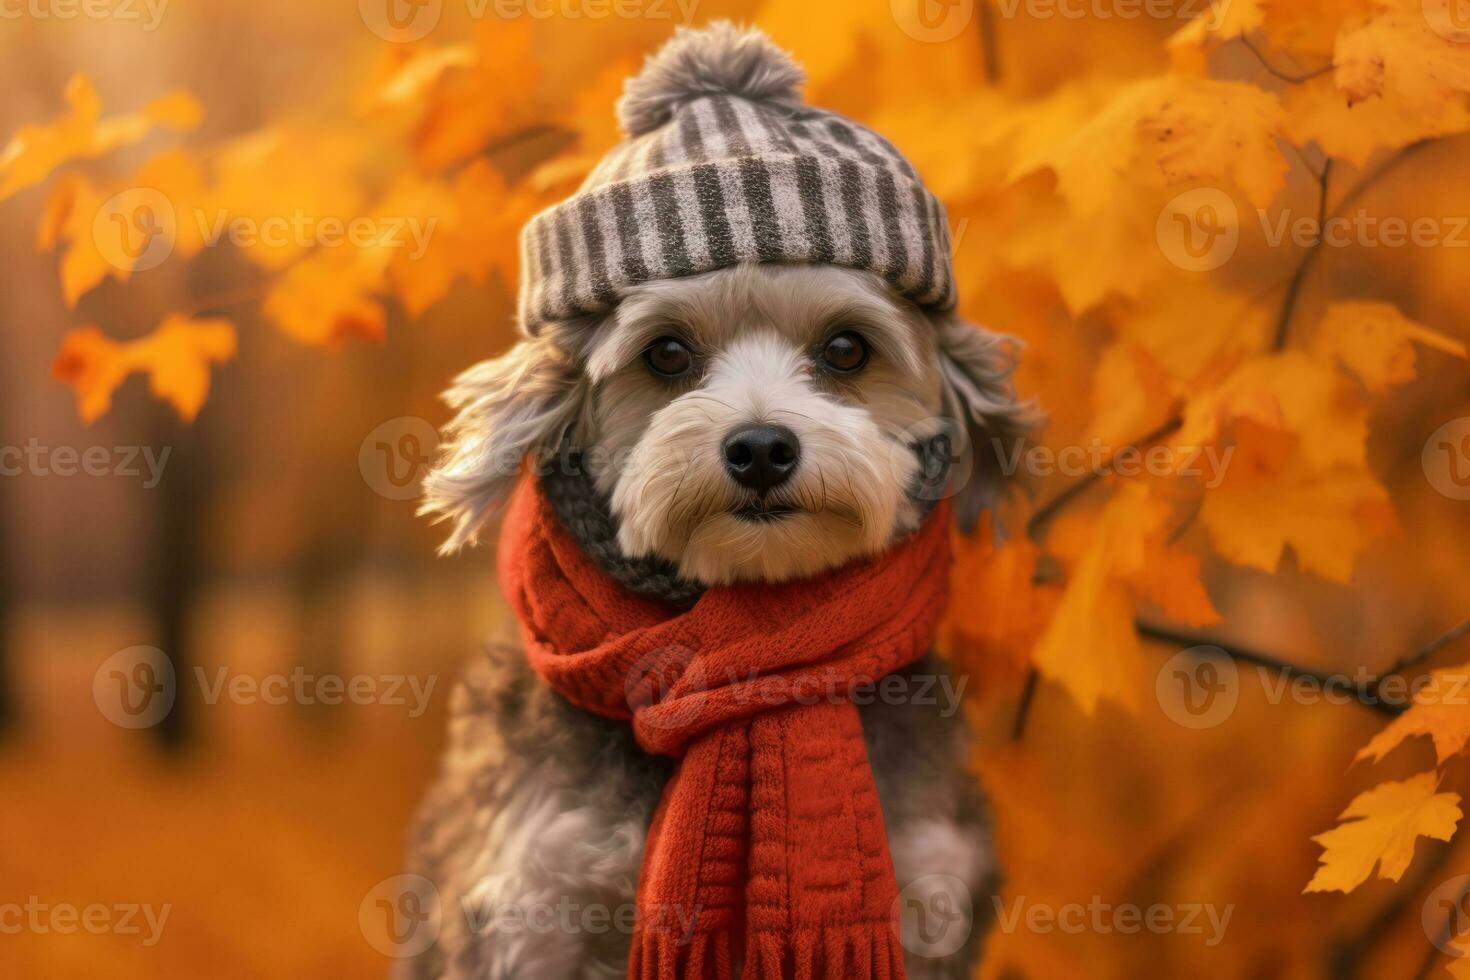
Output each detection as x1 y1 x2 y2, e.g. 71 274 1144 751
722 424 800 495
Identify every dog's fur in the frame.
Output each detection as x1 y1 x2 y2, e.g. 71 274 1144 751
405 263 1032 979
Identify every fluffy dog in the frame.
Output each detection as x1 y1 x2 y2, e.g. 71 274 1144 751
404 23 1034 980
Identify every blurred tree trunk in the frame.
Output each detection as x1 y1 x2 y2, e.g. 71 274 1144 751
0 489 12 737
148 406 207 751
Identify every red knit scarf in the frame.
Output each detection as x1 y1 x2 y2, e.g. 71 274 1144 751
497 478 951 980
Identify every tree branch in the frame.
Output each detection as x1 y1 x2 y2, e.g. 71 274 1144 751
1273 158 1332 350
1024 415 1184 541
1241 35 1333 84
1138 620 1404 717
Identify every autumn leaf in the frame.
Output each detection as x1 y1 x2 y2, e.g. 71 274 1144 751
1305 773 1462 893
38 150 209 307
410 20 544 173
1010 77 1288 214
52 316 236 423
1335 1 1470 108
1177 351 1370 476
1112 277 1274 383
263 246 391 347
370 44 479 111
378 160 534 317
944 515 1051 684
0 75 201 201
1313 301 1467 393
1284 74 1470 168
1357 664 1470 766
1201 452 1394 583
206 127 368 271
1086 342 1179 448
1033 483 1188 716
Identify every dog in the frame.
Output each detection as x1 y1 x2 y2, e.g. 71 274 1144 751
402 23 1034 980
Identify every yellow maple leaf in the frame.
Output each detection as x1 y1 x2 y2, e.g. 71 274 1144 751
1033 483 1183 716
0 75 201 201
1284 74 1470 168
1177 351 1370 475
1112 277 1274 383
412 19 544 174
51 315 236 423
378 161 539 318
945 515 1051 683
263 246 391 347
1335 1 1470 108
1304 773 1462 893
1011 77 1287 214
1357 664 1470 766
369 44 479 111
38 150 208 308
204 126 367 272
1201 455 1393 583
1314 301 1467 393
1087 343 1180 449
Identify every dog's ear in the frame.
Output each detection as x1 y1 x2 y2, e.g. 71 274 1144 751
421 330 589 553
933 313 1042 533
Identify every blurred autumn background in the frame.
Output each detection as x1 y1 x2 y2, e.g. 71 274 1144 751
3 0 1470 977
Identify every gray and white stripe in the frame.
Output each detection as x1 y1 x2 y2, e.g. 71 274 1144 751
518 94 956 334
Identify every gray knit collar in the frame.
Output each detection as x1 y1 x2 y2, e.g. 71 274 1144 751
540 452 706 609
539 437 953 610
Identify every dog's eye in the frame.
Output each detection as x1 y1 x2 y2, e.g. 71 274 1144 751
821 331 869 374
643 337 693 378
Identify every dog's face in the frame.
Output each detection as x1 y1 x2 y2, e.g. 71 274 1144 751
424 264 1031 585
583 266 945 583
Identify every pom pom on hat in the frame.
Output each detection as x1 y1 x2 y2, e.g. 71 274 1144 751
616 21 804 137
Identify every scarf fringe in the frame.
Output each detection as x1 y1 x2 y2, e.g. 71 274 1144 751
630 924 905 980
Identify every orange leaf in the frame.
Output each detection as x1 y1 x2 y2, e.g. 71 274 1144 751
0 75 201 201
1314 301 1467 393
1358 664 1470 767
263 247 389 347
52 315 236 424
1304 773 1462 894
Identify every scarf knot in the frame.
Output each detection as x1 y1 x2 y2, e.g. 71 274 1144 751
498 478 951 980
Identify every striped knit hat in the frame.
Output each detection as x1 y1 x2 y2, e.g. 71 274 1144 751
517 22 957 334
